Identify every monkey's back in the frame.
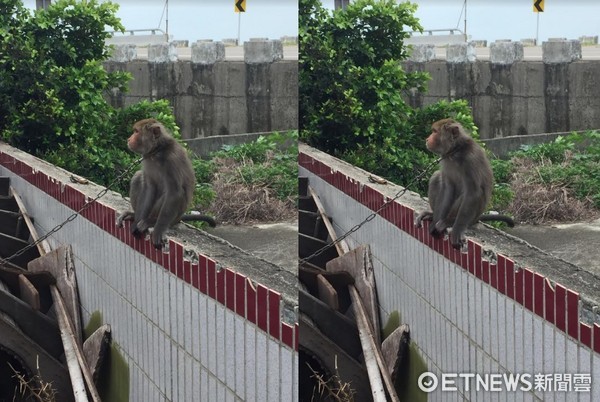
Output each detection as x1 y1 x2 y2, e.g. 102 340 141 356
142 136 196 217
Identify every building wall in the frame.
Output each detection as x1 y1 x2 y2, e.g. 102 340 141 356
0 143 297 402
104 60 298 141
299 144 600 401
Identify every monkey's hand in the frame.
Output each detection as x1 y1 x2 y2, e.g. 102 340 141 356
414 211 433 228
131 220 150 238
116 211 134 228
429 220 447 239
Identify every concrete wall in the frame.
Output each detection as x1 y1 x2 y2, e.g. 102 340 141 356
406 40 600 139
0 142 298 401
105 40 298 140
299 143 600 401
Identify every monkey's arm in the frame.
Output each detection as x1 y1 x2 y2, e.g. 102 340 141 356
132 183 157 236
431 181 455 237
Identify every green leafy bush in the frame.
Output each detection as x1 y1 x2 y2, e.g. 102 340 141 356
299 0 478 194
0 1 189 196
213 131 299 202
511 131 600 208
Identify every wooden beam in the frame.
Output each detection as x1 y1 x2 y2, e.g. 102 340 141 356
51 285 101 402
11 187 52 255
18 274 40 310
350 285 400 402
309 186 350 255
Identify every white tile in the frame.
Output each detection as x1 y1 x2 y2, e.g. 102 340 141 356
267 339 280 402
225 309 236 388
199 293 209 367
184 283 193 352
201 367 209 402
488 288 504 361
255 331 268 402
523 312 534 375
216 304 226 381
208 375 218 402
514 307 524 374
245 324 257 402
192 360 201 399
207 299 218 375
235 316 246 399
279 346 295 402
532 316 545 373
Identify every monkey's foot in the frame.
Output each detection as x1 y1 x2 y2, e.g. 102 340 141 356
151 232 166 249
450 233 467 250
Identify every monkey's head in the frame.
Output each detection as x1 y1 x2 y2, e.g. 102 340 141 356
426 118 465 156
128 118 166 156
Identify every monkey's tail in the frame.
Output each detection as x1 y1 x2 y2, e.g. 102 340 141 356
479 214 515 227
181 214 217 227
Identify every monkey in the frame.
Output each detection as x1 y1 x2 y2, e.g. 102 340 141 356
116 118 216 248
415 118 514 249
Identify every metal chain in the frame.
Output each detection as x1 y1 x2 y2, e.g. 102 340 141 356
299 158 440 266
0 157 142 265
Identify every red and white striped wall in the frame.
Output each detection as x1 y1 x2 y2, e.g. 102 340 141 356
0 143 298 402
299 144 599 401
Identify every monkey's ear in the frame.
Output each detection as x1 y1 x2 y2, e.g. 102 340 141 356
447 123 461 139
150 124 163 139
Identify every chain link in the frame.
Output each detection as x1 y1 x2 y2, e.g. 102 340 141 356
0 157 142 265
299 158 440 266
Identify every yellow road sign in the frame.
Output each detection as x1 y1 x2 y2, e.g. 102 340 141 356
235 0 246 13
533 0 544 12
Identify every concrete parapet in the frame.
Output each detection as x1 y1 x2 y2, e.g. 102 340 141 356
472 40 488 48
490 40 524 64
520 38 537 47
446 42 476 63
148 42 178 63
191 41 225 64
579 35 599 45
408 44 436 62
244 39 284 64
108 44 137 62
222 38 238 46
542 40 582 64
280 35 298 45
171 40 189 48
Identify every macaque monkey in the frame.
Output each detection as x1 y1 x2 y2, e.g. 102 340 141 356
415 119 514 249
116 119 216 248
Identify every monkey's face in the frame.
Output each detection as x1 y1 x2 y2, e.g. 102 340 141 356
127 126 155 156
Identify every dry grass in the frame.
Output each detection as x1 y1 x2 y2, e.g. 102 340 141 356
207 157 296 225
506 158 600 224
9 362 57 402
308 363 356 402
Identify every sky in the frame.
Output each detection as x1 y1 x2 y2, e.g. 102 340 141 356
24 0 298 43
322 0 600 44
22 1 600 44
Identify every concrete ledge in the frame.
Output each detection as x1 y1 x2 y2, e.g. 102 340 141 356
148 42 178 63
542 39 582 64
244 39 284 64
490 41 524 65
408 44 436 62
446 42 476 63
191 41 225 64
108 44 137 62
